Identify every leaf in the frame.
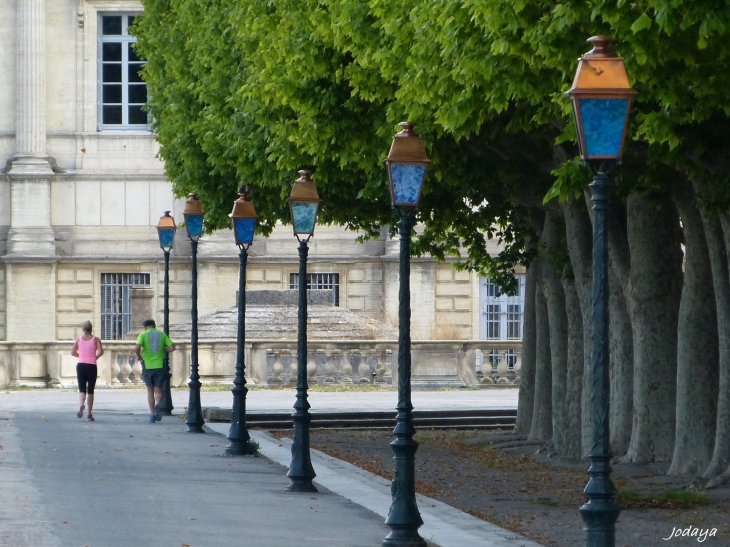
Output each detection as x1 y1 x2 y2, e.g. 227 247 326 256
631 13 652 33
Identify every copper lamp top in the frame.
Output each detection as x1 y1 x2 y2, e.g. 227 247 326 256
230 186 258 220
157 210 176 229
386 122 431 164
567 36 637 96
183 192 205 215
287 170 320 203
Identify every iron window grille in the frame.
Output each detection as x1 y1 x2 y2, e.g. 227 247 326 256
98 14 148 129
290 273 340 306
101 273 150 340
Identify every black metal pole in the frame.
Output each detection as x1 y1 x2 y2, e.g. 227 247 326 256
157 250 174 415
579 160 620 547
287 239 317 492
383 212 425 547
186 239 205 433
226 246 251 455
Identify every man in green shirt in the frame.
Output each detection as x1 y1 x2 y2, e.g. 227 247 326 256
135 319 176 423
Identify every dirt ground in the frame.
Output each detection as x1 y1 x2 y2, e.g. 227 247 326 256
281 428 730 546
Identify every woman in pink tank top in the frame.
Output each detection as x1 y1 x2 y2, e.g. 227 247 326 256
71 320 104 421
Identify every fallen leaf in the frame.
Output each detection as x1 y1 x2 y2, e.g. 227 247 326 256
0 445 3 450
182 543 190 546
188 517 196 520
95 478 102 481
60 521 67 525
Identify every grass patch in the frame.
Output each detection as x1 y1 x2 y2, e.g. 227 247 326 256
246 440 260 456
4 385 35 391
308 383 393 392
200 383 233 392
616 489 708 509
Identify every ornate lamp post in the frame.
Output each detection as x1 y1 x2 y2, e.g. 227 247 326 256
225 186 258 455
183 193 205 433
156 211 177 416
383 122 430 547
567 36 636 547
286 170 320 492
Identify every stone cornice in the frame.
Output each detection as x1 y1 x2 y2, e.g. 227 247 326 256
51 172 167 181
1 254 59 264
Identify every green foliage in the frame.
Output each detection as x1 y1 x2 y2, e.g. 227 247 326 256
135 0 730 287
246 440 261 456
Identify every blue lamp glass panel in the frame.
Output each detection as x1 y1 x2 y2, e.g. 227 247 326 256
233 218 256 245
578 98 629 158
292 202 318 234
184 214 204 237
391 163 426 205
158 228 175 249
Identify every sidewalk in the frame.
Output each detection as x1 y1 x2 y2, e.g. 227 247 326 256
0 389 536 547
206 423 543 547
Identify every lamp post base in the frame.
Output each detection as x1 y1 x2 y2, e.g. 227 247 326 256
224 442 252 456
286 479 318 493
287 413 318 492
382 528 427 547
186 380 205 434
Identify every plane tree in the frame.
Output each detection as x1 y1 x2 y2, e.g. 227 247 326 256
136 0 730 481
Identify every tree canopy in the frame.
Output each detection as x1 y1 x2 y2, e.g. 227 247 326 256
135 0 730 288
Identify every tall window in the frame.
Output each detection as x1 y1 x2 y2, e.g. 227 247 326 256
484 304 501 339
290 273 340 306
99 14 148 129
480 275 525 340
101 273 150 340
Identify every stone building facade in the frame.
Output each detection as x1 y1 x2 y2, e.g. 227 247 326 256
0 0 518 385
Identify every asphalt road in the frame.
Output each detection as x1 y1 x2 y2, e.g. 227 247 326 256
0 409 388 547
0 389 519 547
0 387 518 414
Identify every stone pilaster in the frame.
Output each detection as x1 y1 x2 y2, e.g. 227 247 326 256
7 0 55 257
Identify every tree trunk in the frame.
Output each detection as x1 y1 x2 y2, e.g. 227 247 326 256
563 277 584 460
668 182 719 475
562 195 593 458
624 193 683 463
515 260 538 434
540 213 568 455
529 281 553 441
703 210 730 485
608 262 633 457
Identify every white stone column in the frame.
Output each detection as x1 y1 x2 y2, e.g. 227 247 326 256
7 0 56 257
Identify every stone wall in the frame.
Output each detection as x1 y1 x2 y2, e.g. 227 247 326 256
56 265 95 341
0 266 6 340
433 263 474 340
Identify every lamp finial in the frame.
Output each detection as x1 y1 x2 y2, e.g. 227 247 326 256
586 36 616 58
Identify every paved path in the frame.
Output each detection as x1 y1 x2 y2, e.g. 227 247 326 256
0 387 518 414
0 389 538 547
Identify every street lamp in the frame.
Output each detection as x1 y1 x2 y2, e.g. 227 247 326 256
225 186 258 455
286 170 320 492
183 192 205 434
567 36 636 547
383 122 430 547
156 211 176 416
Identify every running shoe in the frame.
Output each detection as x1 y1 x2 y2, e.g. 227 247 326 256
149 414 156 423
86 414 94 422
76 405 85 419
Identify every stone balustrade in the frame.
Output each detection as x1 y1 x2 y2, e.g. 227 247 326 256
0 339 522 389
